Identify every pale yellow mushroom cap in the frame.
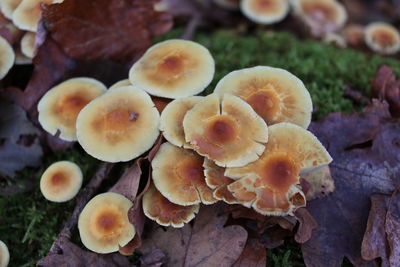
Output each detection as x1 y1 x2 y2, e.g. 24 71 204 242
365 22 400 55
38 77 107 141
129 39 215 99
108 79 132 91
20 32 35 58
241 0 290 25
78 192 135 254
76 86 160 162
12 0 52 32
40 161 83 203
0 36 14 79
0 0 22 19
0 240 9 267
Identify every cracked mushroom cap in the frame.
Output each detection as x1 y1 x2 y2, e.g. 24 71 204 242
143 184 200 228
38 77 107 141
109 79 132 90
20 32 35 58
184 93 268 167
214 0 240 10
40 161 83 202
365 22 400 55
78 192 135 254
226 122 331 215
214 66 312 128
0 240 9 267
129 39 215 99
159 96 203 148
76 86 160 162
241 0 290 25
0 35 14 79
12 0 54 32
0 0 22 19
152 142 217 206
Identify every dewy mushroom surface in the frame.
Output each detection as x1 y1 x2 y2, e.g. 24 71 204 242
78 192 135 254
129 39 215 99
0 35 15 79
76 86 160 162
0 240 9 267
38 77 107 141
214 66 312 128
226 123 332 215
241 0 290 25
365 22 400 55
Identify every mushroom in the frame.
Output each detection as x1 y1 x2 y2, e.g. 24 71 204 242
184 93 268 167
152 142 217 206
323 32 346 48
365 22 400 55
0 0 22 19
38 77 107 141
76 86 160 162
226 122 332 215
0 35 15 79
214 66 312 129
241 0 290 25
0 240 9 267
159 96 203 149
40 161 83 202
78 192 135 254
214 0 240 10
109 79 132 90
129 39 215 99
143 184 200 228
12 0 56 32
20 31 35 58
342 24 364 48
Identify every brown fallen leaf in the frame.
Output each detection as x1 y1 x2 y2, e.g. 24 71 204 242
140 249 166 267
140 203 248 267
294 208 318 244
386 190 400 266
372 65 400 117
232 237 266 267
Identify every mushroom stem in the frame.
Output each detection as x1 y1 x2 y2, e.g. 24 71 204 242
181 15 202 40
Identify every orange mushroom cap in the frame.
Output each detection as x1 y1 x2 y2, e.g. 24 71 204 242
108 79 132 90
241 0 290 25
40 161 83 203
143 184 200 228
0 35 14 79
226 122 331 215
214 0 240 10
152 142 217 206
129 39 215 99
76 86 160 162
159 96 203 149
184 93 268 167
214 66 312 129
0 0 22 19
365 22 400 55
78 192 135 254
20 32 35 58
38 77 107 141
0 240 9 267
343 24 365 47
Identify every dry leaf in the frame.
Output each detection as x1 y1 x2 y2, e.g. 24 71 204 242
372 65 400 117
294 208 318 244
386 190 400 266
232 237 266 267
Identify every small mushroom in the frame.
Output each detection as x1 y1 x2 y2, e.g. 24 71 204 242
0 35 15 79
109 79 132 90
323 32 346 48
0 240 9 267
40 161 83 202
78 192 135 254
143 184 200 228
365 22 400 55
342 24 364 48
76 86 160 162
226 122 332 215
184 93 268 167
38 77 107 141
20 31 35 58
159 96 203 148
214 66 312 129
0 0 22 19
129 39 215 99
241 0 290 25
214 0 240 10
152 142 217 206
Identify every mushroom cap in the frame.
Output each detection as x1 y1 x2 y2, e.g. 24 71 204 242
365 22 400 55
129 39 215 99
12 0 53 32
78 192 135 254
241 0 290 25
214 0 240 10
40 161 83 202
214 66 312 129
14 49 31 65
343 24 364 47
20 32 35 58
226 122 331 215
184 93 268 167
0 35 15 79
323 32 346 48
0 0 22 19
152 142 217 206
109 79 132 90
0 240 10 267
159 96 203 148
143 184 200 228
38 77 107 141
76 86 160 162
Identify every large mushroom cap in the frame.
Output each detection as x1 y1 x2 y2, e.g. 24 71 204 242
152 142 216 206
241 0 290 25
0 0 22 19
38 77 107 141
226 122 331 215
76 86 160 162
0 240 9 267
184 93 268 167
129 39 215 99
143 184 200 228
20 32 35 58
12 0 53 32
214 0 240 10
40 161 83 202
365 22 400 55
0 35 14 79
214 66 312 129
159 96 203 148
109 79 132 90
78 192 135 254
